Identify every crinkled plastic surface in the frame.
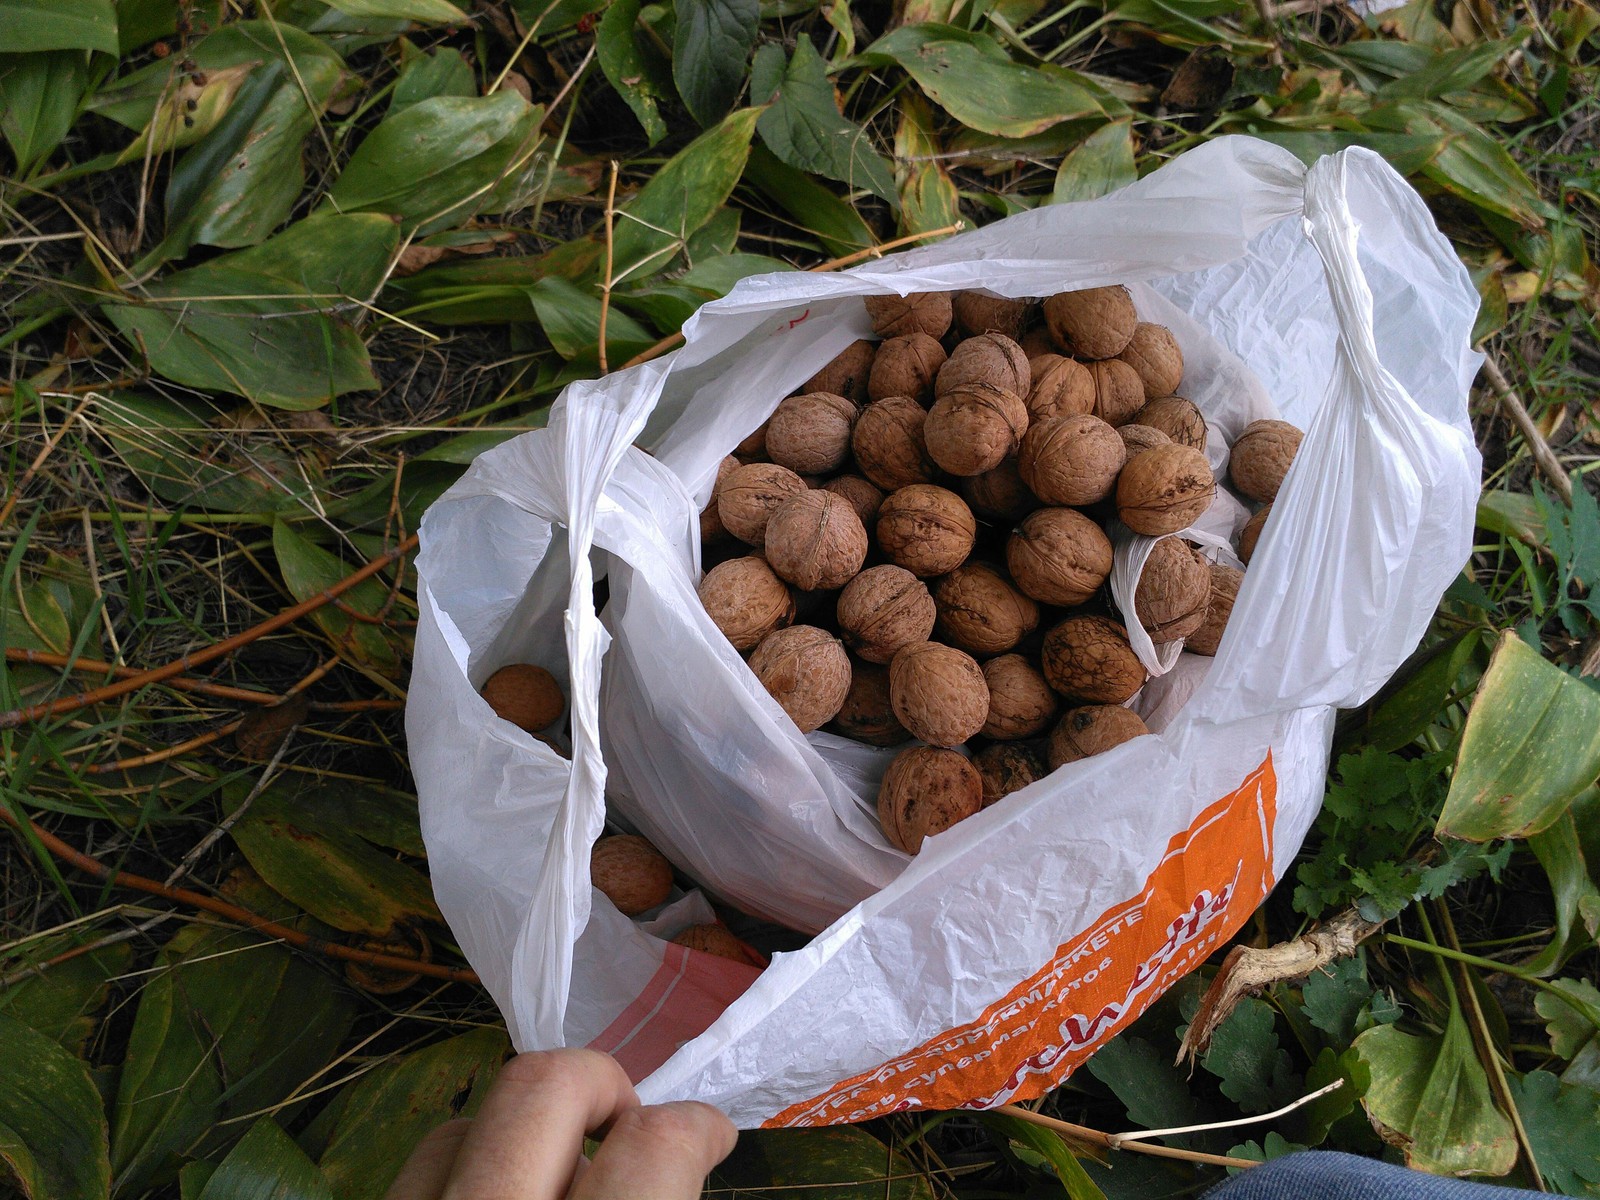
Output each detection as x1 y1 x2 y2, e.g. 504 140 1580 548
407 138 1481 1127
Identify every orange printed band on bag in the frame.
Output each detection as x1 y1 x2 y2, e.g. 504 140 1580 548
767 754 1279 1127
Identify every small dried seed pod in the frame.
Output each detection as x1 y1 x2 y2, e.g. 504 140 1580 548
591 834 673 915
821 474 885 529
864 291 953 339
671 924 753 962
934 563 1039 656
1043 285 1138 359
766 393 858 474
481 663 566 732
962 457 1036 522
1088 358 1147 427
953 291 1033 340
718 462 809 544
1118 423 1172 456
869 332 947 404
1133 396 1207 451
1026 354 1096 423
836 565 936 663
698 556 795 650
749 625 852 733
734 419 769 460
924 383 1030 477
1041 616 1147 704
935 332 1030 398
700 454 741 543
1134 537 1210 643
1018 414 1126 507
889 641 989 748
1187 563 1243 656
851 396 937 491
1230 419 1303 503
1005 508 1114 607
1047 705 1150 768
877 485 977 577
1116 323 1184 398
878 745 983 854
828 660 909 745
1237 503 1272 564
980 654 1058 740
764 491 868 591
1116 444 1216 536
803 338 877 402
973 741 1046 807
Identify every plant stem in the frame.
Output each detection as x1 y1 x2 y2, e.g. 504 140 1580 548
1385 934 1600 1027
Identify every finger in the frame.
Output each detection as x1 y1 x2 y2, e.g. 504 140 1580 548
384 1119 473 1200
440 1048 639 1200
568 1102 738 1200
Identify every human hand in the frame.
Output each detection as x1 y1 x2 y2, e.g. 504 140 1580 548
384 1048 738 1200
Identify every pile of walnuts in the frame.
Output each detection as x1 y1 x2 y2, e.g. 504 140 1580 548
697 285 1301 855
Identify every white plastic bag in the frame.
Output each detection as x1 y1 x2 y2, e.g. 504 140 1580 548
406 138 1482 1127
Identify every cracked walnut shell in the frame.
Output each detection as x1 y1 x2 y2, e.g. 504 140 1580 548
869 332 946 404
1187 563 1243 656
1134 537 1210 644
1116 323 1184 398
1019 413 1126 507
718 462 808 544
766 392 858 475
889 641 990 748
698 556 795 651
935 332 1030 398
980 653 1057 740
1043 285 1138 360
1116 444 1215 536
865 291 952 339
852 396 937 491
924 382 1029 477
1041 616 1147 704
878 745 983 854
934 563 1039 656
973 741 1046 807
1230 419 1302 503
1005 508 1113 607
764 491 868 591
749 625 852 733
836 564 936 664
877 485 976 577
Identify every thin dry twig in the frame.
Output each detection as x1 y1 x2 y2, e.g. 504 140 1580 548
0 396 91 527
996 1104 1261 1170
1482 356 1573 506
598 160 620 375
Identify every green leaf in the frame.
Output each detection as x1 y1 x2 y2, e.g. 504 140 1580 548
1085 1035 1205 1135
893 92 960 239
1356 629 1482 754
1051 118 1137 205
328 92 544 236
525 277 657 364
0 1013 112 1200
0 0 117 52
610 107 761 285
1373 37 1525 102
752 36 896 205
622 252 793 329
1302 956 1374 1044
1477 490 1545 545
1299 1047 1368 1146
597 0 669 145
292 781 426 856
1200 997 1297 1114
1524 812 1600 977
863 24 1103 138
711 1127 939 1199
983 1113 1106 1200
0 50 89 173
0 938 132 1055
1354 1007 1517 1177
391 44 475 113
1535 979 1600 1060
230 785 439 936
197 1118 334 1200
1507 1071 1600 1196
672 0 759 125
744 143 876 256
317 1029 509 1200
271 522 404 673
319 0 467 21
108 61 257 166
1244 129 1446 176
1439 631 1600 841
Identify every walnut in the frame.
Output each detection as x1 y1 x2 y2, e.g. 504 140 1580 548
1042 285 1137 359
698 556 795 651
877 745 983 854
851 396 937 491
1088 358 1146 427
734 419 769 460
877 485 977 577
827 660 909 745
1230 419 1302 503
764 491 868 591
935 333 1030 398
1041 616 1147 704
1018 325 1056 359
1115 444 1215 536
766 393 858 474
836 564 936 663
481 663 565 733
749 625 852 733
700 454 740 543
591 835 674 915
972 742 1045 807
1187 563 1243 656
803 338 876 402
1047 705 1150 768
934 563 1039 657
718 462 809 544
1005 508 1114 606
889 641 989 747
1118 424 1172 456
671 924 753 962
980 653 1057 740
865 291 952 339
1116 323 1184 398
1133 396 1206 451
953 291 1032 340
868 332 946 403
821 474 885 529
924 383 1029 477
1134 537 1210 643
1018 414 1126 507
962 457 1036 522
1026 354 1095 423
1237 503 1271 564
